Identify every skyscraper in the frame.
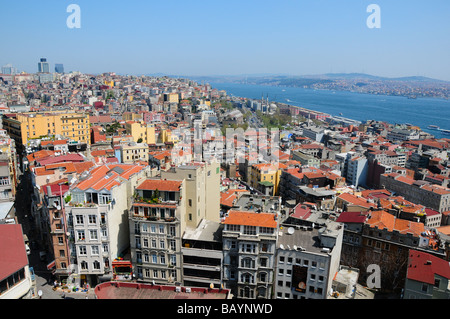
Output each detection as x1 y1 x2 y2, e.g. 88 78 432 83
55 64 64 74
38 58 49 73
1 64 15 75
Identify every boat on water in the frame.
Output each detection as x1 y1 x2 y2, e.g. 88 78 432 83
428 125 440 130
439 129 450 135
286 99 291 102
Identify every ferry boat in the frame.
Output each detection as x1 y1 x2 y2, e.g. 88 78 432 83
427 125 439 130
440 129 450 135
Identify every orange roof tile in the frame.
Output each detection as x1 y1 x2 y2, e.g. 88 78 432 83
136 179 182 192
223 210 277 228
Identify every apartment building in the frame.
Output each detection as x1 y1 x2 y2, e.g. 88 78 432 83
403 249 450 299
250 163 282 196
222 210 278 299
119 142 149 164
161 161 221 228
181 219 223 288
65 163 149 287
2 111 90 147
0 131 18 202
274 220 343 299
125 121 156 145
380 172 450 213
129 178 186 285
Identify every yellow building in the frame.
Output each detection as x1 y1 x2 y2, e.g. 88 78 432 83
250 163 282 196
3 111 90 146
125 121 156 145
122 112 142 122
164 93 179 104
104 80 114 87
120 142 149 164
157 128 179 144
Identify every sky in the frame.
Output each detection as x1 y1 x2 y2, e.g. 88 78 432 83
1 0 449 80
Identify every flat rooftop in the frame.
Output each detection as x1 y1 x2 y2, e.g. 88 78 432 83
277 224 324 254
94 282 230 299
183 219 223 243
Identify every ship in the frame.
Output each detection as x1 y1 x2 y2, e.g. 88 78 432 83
440 129 450 135
427 125 439 130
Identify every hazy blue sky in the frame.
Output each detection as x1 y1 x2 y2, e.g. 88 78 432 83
1 0 449 80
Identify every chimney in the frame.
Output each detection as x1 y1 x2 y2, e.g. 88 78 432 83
46 186 52 197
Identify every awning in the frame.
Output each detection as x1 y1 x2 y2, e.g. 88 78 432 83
47 260 56 270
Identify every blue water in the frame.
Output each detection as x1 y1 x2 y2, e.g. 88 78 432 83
209 82 450 139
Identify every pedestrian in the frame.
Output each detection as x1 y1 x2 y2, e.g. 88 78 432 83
62 292 65 299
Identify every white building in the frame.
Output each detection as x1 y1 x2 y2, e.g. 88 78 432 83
222 210 278 299
274 220 344 299
65 163 149 287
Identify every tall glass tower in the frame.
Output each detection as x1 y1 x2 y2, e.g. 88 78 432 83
38 58 50 73
55 64 64 73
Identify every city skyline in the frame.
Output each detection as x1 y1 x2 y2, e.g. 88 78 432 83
1 0 450 80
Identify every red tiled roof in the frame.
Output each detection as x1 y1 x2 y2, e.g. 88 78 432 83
223 210 277 228
366 210 424 236
290 204 312 220
136 179 182 192
0 224 28 280
75 164 146 191
407 250 450 284
336 211 368 223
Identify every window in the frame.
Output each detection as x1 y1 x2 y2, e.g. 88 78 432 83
260 227 274 234
58 236 64 244
160 240 165 249
227 224 240 232
260 257 268 267
421 284 428 293
79 246 87 255
89 230 98 240
91 246 99 255
243 225 256 235
80 261 88 270
169 226 176 236
93 261 101 270
434 279 440 288
76 215 84 225
88 215 97 224
152 254 157 264
170 240 176 251
77 230 85 241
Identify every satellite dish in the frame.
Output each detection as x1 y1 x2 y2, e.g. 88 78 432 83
38 290 43 297
280 244 285 250
287 227 295 235
293 245 298 250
